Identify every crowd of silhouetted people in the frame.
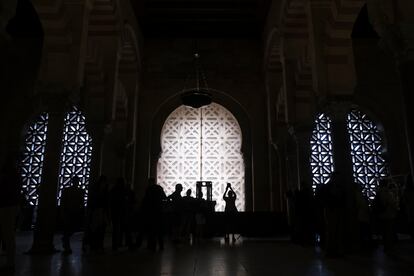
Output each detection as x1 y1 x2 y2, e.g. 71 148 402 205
71 177 237 253
0 153 240 272
286 171 414 257
3 153 414 271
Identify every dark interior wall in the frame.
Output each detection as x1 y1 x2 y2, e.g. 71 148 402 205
135 38 272 211
352 7 409 176
0 0 43 164
353 38 408 176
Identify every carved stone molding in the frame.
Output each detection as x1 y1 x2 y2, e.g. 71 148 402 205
0 0 18 31
323 101 352 121
368 0 414 62
33 82 79 114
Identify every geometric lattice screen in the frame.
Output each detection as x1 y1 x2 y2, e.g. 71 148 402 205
58 107 92 206
347 109 387 200
20 113 49 206
157 103 245 211
310 113 334 191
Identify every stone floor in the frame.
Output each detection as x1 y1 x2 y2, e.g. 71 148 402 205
2 232 414 276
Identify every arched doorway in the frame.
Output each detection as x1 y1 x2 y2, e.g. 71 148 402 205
157 103 245 211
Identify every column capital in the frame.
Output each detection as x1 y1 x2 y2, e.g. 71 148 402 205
368 0 414 62
64 0 94 8
399 23 414 61
0 0 18 32
86 123 111 140
323 101 353 121
33 82 80 114
308 0 331 8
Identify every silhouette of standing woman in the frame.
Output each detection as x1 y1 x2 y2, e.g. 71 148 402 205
61 177 84 254
142 178 167 251
223 183 237 243
223 183 237 212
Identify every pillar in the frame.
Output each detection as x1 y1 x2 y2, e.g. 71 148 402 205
399 57 414 180
367 1 414 183
396 24 414 181
87 123 107 183
296 127 313 188
29 94 67 254
326 102 354 184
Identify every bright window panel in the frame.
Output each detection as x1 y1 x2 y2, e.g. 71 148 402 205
157 103 245 211
347 109 387 200
310 113 334 191
58 107 92 205
20 113 49 206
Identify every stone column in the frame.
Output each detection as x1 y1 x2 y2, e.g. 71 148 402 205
399 55 414 179
368 1 414 182
394 25 414 181
286 128 300 190
306 0 331 96
29 94 67 254
296 127 313 188
273 126 289 212
326 102 354 184
0 0 18 38
87 124 107 182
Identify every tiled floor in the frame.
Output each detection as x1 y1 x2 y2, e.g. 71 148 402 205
2 232 414 276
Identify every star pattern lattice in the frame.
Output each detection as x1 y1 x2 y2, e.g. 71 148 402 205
347 109 387 200
20 113 49 206
310 113 334 191
157 103 245 211
58 107 92 206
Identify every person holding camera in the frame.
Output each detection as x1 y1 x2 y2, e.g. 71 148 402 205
223 183 238 243
223 183 237 213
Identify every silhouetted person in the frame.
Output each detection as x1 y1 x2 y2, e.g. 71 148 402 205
61 176 85 254
285 189 296 241
374 179 398 253
223 183 238 243
110 178 127 251
182 189 196 242
125 185 137 250
184 189 193 200
0 156 21 271
314 184 327 248
324 172 346 257
168 183 184 242
354 184 372 250
168 183 183 202
142 178 167 251
297 185 316 246
84 175 109 252
403 174 414 238
194 190 207 244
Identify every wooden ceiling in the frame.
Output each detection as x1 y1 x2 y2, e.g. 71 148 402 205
133 0 272 38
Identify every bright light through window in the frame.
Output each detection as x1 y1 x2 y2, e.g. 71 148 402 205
58 107 92 206
157 103 245 211
310 113 334 191
347 109 387 200
20 113 49 206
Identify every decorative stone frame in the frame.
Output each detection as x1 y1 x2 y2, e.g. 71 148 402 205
149 88 253 211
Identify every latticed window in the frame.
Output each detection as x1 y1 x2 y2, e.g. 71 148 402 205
58 107 92 205
310 113 334 191
157 103 245 211
20 113 49 206
347 109 387 200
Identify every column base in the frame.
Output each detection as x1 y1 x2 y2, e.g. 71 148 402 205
26 239 59 255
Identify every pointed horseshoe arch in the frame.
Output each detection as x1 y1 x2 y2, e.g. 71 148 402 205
157 103 245 211
150 89 253 211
